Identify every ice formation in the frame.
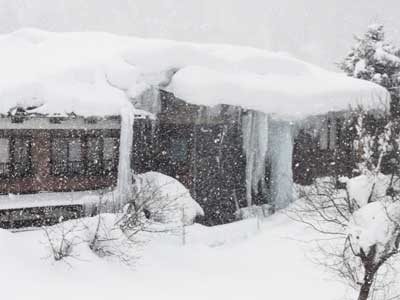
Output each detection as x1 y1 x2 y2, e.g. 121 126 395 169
116 103 136 207
269 119 295 210
242 111 269 206
241 113 295 209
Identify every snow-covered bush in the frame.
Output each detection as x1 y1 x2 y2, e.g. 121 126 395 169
129 172 204 225
43 214 136 264
348 201 400 260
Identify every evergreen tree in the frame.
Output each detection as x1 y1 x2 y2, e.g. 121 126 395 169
339 24 400 116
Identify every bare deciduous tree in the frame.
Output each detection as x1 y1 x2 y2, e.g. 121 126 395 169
290 111 400 300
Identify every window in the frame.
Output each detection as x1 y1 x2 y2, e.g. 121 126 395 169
0 138 10 176
52 138 84 176
68 139 83 174
12 138 32 177
87 138 102 175
51 136 118 176
169 138 188 162
319 117 337 150
103 137 119 173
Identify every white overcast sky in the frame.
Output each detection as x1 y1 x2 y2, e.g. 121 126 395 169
1 0 399 69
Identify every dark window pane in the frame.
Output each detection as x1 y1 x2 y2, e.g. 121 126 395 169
68 139 81 162
87 138 102 174
68 139 83 174
0 138 9 175
52 139 68 175
52 138 83 176
103 138 118 173
13 138 32 177
170 138 188 162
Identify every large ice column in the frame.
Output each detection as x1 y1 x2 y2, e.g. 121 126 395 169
269 119 295 210
242 111 269 207
116 102 136 207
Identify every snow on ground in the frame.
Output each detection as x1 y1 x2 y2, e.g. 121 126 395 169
0 28 389 118
1 209 355 300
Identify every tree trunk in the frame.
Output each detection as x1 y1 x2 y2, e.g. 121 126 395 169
357 270 375 300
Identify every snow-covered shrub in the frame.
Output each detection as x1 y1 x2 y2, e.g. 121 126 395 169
43 214 136 264
348 201 400 260
130 172 204 225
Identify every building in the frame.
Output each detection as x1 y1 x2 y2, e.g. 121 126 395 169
0 29 389 228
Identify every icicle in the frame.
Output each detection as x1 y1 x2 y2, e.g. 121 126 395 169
242 111 269 207
116 102 136 208
269 119 295 210
132 86 161 115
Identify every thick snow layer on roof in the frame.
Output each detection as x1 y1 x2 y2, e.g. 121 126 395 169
0 28 389 117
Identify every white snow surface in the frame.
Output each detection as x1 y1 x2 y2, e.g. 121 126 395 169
0 209 360 300
0 28 389 118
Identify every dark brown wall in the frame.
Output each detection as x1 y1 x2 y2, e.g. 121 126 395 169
0 128 119 194
144 90 248 225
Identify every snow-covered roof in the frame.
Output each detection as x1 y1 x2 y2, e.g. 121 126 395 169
0 28 389 118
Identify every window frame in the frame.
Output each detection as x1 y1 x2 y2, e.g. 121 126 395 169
10 136 33 178
102 137 119 174
51 137 84 177
319 116 338 151
0 138 10 178
50 132 119 178
86 136 104 176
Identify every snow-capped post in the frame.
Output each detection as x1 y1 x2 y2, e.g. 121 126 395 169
116 102 136 210
256 213 261 232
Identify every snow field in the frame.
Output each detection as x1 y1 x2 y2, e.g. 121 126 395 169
0 209 350 300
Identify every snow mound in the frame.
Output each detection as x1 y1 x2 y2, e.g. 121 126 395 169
133 172 204 225
0 29 389 118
